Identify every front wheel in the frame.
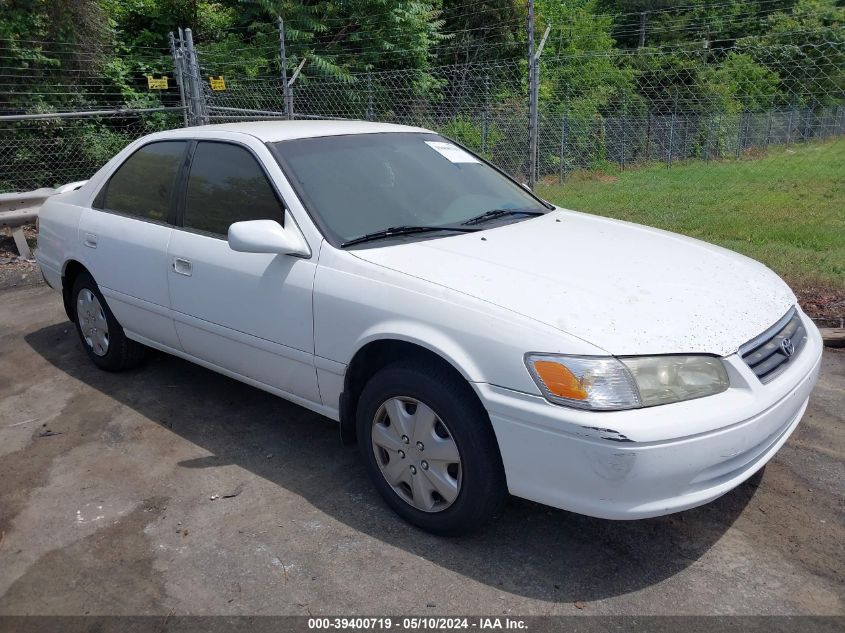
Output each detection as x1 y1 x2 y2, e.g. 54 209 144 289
356 360 507 535
72 271 146 371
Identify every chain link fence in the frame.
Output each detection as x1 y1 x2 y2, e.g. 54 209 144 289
0 38 183 192
534 40 845 183
1 29 843 191
193 36 844 184
0 109 184 192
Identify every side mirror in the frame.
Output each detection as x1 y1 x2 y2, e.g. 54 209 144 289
228 219 310 257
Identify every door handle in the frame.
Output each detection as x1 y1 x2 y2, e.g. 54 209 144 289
83 233 98 248
172 257 193 277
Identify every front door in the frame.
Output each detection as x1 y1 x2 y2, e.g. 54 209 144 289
166 140 319 403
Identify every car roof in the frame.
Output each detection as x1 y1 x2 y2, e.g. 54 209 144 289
177 119 434 142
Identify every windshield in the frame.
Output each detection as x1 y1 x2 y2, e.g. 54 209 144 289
271 132 547 246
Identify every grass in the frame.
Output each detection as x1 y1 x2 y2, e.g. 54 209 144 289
537 139 845 293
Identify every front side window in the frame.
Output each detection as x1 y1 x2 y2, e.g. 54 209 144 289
272 133 547 245
183 142 283 236
101 141 186 222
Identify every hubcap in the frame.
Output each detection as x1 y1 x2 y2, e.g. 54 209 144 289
76 289 109 357
371 397 462 513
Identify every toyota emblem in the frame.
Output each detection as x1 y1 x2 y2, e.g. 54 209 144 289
780 337 795 357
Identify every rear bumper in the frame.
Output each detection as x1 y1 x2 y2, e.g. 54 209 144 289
36 256 62 291
480 313 823 519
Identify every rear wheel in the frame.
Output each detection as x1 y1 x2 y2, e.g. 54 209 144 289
357 360 506 535
72 271 146 371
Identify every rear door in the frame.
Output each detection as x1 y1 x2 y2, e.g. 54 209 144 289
78 140 187 349
167 140 319 403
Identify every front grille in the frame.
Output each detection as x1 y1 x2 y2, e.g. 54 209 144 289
739 307 806 383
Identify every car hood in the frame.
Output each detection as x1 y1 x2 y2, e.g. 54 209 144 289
349 209 796 356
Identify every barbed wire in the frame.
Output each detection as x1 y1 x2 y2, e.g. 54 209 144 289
177 0 823 59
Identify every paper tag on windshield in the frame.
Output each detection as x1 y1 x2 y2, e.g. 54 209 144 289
424 141 480 164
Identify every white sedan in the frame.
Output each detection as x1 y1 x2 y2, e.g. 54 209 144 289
35 121 822 535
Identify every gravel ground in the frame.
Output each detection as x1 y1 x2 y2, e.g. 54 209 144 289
0 283 842 617
0 227 40 291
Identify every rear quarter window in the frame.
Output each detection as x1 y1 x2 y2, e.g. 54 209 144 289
99 141 186 222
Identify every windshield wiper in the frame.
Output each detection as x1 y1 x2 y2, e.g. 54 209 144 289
461 208 545 226
341 225 479 247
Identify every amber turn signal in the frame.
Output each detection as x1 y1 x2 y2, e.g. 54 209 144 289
532 360 588 400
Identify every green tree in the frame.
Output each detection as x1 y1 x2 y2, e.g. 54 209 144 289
736 0 845 105
536 1 636 115
701 52 782 112
534 1 637 169
0 0 111 111
247 0 445 78
595 1 799 49
436 0 525 64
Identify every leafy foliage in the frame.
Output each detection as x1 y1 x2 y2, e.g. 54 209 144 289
0 0 842 191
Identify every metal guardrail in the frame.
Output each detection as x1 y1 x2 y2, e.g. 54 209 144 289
0 107 186 122
0 181 86 259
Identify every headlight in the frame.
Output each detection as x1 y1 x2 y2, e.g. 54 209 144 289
524 354 729 410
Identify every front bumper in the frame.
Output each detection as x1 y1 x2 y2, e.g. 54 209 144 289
479 311 824 519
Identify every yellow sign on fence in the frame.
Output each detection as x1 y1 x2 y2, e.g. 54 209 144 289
209 76 226 91
146 75 169 90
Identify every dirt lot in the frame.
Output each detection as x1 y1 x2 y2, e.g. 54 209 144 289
0 283 842 616
0 227 40 292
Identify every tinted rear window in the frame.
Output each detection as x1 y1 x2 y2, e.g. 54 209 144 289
102 141 185 222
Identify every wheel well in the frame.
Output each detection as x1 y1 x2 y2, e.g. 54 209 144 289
61 260 88 321
339 339 482 445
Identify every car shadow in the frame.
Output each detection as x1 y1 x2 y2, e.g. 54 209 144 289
26 322 759 602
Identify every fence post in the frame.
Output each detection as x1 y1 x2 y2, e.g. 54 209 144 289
714 111 722 159
178 28 196 125
803 98 815 141
619 98 626 170
533 57 542 185
527 0 537 188
528 19 551 189
365 72 374 121
183 28 207 126
786 100 795 147
177 29 193 124
800 101 808 141
667 113 675 168
559 96 569 184
667 88 680 168
638 12 647 48
735 111 744 160
481 72 490 155
764 109 772 150
821 105 830 140
278 17 293 119
742 110 750 156
184 27 197 125
168 32 189 127
289 83 296 120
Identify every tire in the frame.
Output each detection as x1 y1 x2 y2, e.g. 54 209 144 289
71 271 146 371
356 359 507 535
